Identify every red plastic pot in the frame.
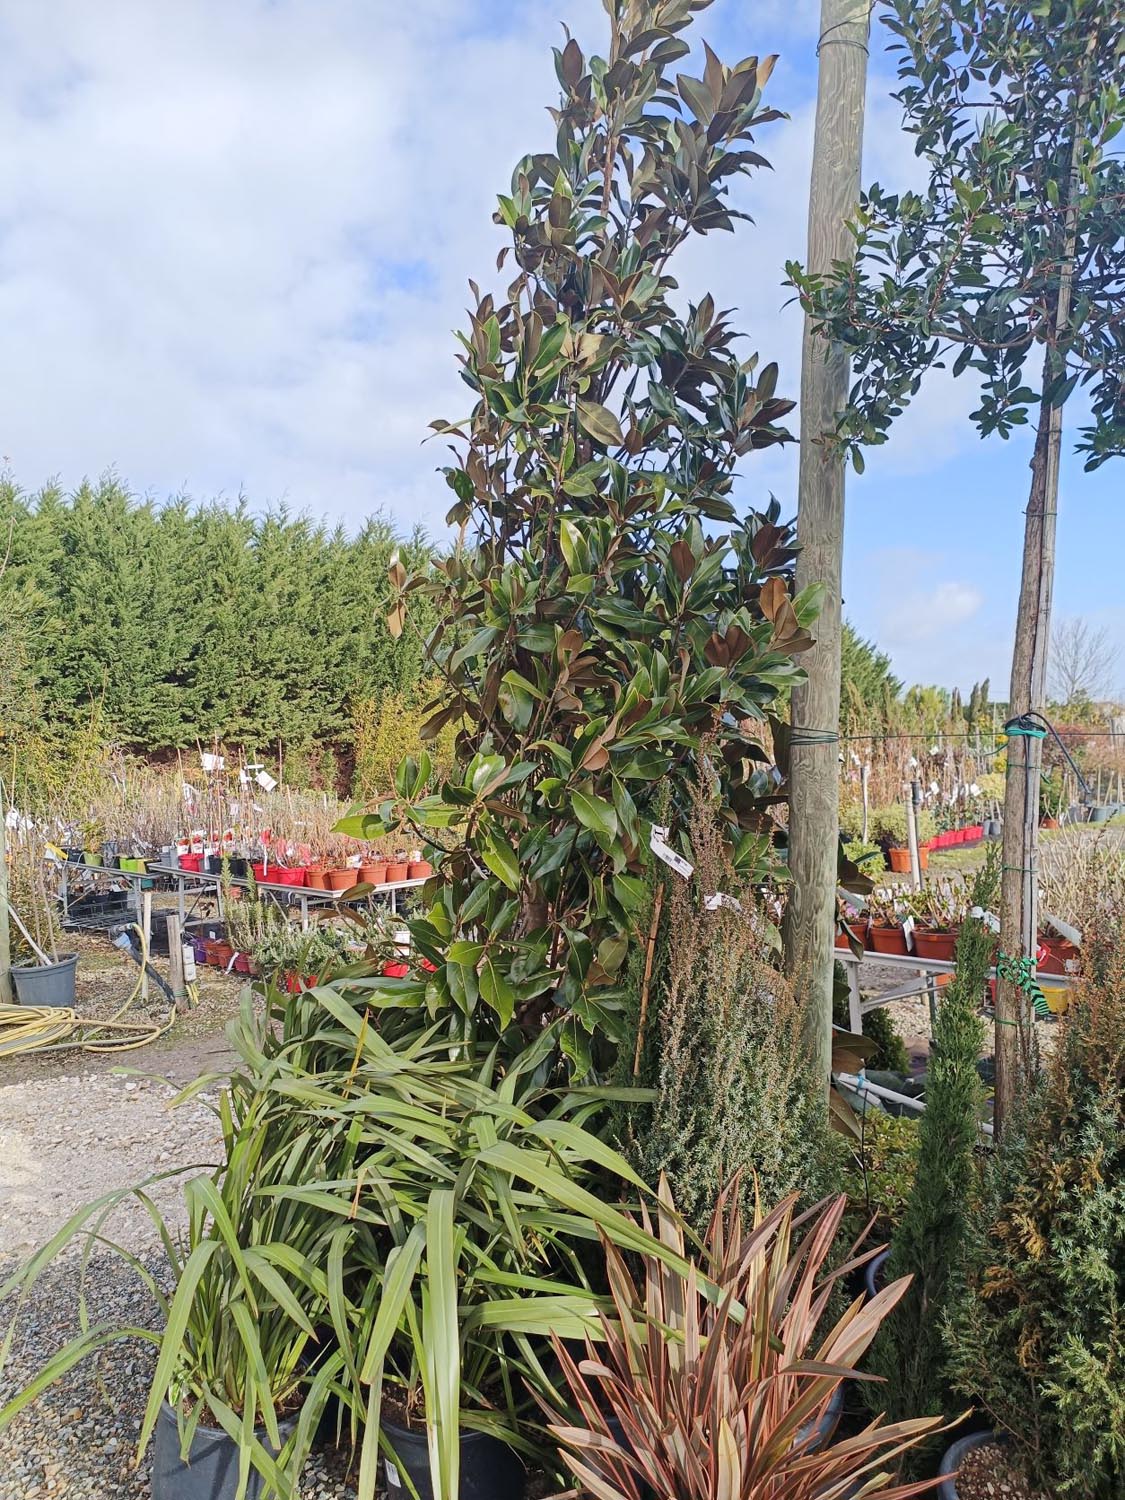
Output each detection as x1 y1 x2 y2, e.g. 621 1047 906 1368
382 961 410 978
868 924 909 956
385 862 409 884
887 847 911 874
180 853 203 872
210 942 235 970
275 867 307 887
407 860 433 880
914 929 958 962
252 862 270 883
233 952 253 975
358 863 386 885
326 868 356 891
305 866 328 890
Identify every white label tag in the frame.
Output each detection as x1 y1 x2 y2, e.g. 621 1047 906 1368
649 825 693 879
970 905 1001 934
902 916 916 953
256 770 278 792
704 892 743 913
385 1461 401 1490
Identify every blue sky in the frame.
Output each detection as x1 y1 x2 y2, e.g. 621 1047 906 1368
0 0 1120 696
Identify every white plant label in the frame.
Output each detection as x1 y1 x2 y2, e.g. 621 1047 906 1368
902 916 916 953
704 892 743 914
256 770 278 791
201 752 225 771
649 825 693 879
971 905 1001 934
385 1462 401 1490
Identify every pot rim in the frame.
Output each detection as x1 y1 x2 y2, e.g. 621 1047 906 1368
11 952 78 973
937 1429 1006 1500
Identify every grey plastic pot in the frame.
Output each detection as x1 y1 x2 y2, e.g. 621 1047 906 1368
937 1430 1004 1499
381 1419 525 1500
796 1380 844 1451
11 954 77 1008
152 1402 295 1500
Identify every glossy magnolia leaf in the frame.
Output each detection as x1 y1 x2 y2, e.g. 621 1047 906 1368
576 401 624 448
480 829 520 893
570 789 618 841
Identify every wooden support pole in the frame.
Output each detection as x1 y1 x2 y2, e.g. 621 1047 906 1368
141 890 153 1003
784 0 870 1089
0 780 11 1005
906 786 922 892
166 914 186 1007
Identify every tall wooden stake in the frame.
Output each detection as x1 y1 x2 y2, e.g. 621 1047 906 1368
785 0 870 1089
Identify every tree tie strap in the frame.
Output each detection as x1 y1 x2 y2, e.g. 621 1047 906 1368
996 950 1050 1020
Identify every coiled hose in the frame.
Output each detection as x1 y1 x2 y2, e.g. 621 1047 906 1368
0 923 193 1057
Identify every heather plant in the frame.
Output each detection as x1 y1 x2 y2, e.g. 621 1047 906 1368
616 766 838 1232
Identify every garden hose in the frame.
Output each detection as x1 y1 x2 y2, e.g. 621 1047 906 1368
0 923 194 1057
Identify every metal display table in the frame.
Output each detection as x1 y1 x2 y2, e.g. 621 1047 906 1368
146 865 426 932
60 860 154 929
837 947 1079 1035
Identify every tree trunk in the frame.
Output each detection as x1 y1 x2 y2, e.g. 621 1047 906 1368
995 387 1058 1131
785 0 870 1089
993 24 1096 1132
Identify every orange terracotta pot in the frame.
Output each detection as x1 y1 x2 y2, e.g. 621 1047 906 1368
868 924 909 956
385 862 409 884
358 863 386 885
914 928 958 962
887 847 911 874
407 860 433 880
305 866 328 890
326 868 356 891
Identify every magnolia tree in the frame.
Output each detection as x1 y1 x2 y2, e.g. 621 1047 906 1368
341 0 820 1073
789 0 1125 1124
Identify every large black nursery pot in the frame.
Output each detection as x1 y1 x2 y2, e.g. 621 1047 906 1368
381 1419 525 1500
152 1402 295 1500
11 953 78 1009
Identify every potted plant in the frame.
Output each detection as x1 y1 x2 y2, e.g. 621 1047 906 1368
384 852 410 884
543 1182 951 1500
0 1064 345 1500
7 830 78 1008
406 849 433 880
912 881 966 962
866 888 911 955
871 805 936 873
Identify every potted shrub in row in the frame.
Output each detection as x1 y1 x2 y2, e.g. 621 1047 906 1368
938 917 1125 1499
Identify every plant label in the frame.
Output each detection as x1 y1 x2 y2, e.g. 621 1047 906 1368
704 891 743 913
902 916 916 952
649 825 693 878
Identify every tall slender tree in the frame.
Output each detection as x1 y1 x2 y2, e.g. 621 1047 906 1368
789 0 1125 1127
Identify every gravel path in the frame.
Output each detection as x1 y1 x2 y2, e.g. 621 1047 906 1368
0 1064 363 1497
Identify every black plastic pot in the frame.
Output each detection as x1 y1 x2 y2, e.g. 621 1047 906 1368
224 856 249 879
937 1430 1004 1499
864 1248 890 1301
381 1419 525 1500
204 853 224 875
152 1402 295 1500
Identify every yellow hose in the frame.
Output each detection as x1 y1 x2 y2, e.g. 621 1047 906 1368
0 924 196 1056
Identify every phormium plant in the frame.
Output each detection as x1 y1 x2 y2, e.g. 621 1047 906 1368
340 0 821 1072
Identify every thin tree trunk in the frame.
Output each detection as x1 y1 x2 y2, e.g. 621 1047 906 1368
785 0 870 1090
994 33 1094 1132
